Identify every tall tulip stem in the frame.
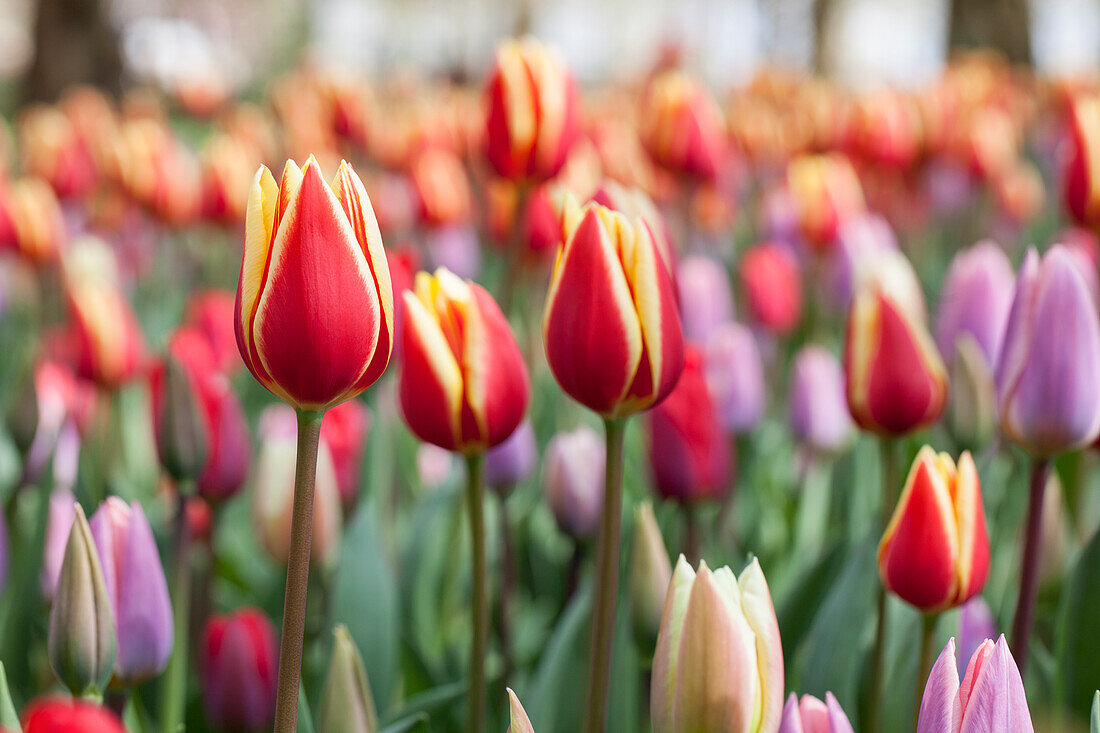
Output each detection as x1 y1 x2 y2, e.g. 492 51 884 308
583 417 627 733
867 437 898 733
1010 458 1049 676
272 410 324 733
464 453 488 733
913 613 938 732
159 486 193 733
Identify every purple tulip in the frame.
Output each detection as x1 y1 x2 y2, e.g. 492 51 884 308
787 345 854 454
936 241 1015 369
41 487 76 599
924 157 975 218
483 419 537 492
757 185 801 246
957 597 997 678
542 426 604 540
996 245 1100 457
425 224 481 280
917 635 1032 732
826 212 898 310
779 692 854 733
90 498 174 685
704 322 765 434
677 255 734 343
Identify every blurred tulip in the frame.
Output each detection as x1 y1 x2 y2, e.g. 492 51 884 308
778 692 854 733
997 245 1100 457
417 443 458 489
1063 92 1100 229
234 156 393 413
916 636 1032 732
48 504 116 698
152 352 209 482
787 153 865 250
41 488 76 599
321 399 370 507
640 71 726 181
185 290 239 375
508 688 536 733
957 597 997 679
399 268 529 453
199 133 256 225
523 184 563 254
542 426 604 540
201 608 278 732
630 502 672 647
424 224 481 280
410 147 472 227
484 419 537 493
114 119 201 226
252 406 343 567
21 697 126 733
544 198 684 418
739 242 802 335
647 346 730 503
89 498 173 685
879 448 990 612
947 336 998 449
18 106 99 199
483 37 579 182
319 625 379 733
936 241 1015 369
676 255 733 343
651 557 784 733
64 267 145 389
787 345 855 455
826 212 899 310
704 323 765 434
24 360 94 484
6 177 65 264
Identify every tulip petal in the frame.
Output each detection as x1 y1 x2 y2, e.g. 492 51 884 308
115 504 173 682
467 284 529 448
958 636 1033 733
507 688 536 733
825 692 855 733
916 638 962 733
953 452 991 604
399 291 464 449
778 693 804 733
651 556 695 733
236 166 278 379
738 557 784 732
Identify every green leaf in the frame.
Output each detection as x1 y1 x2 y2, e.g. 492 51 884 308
0 663 20 732
297 680 315 733
380 712 430 733
1090 690 1099 733
1057 528 1100 720
382 680 466 724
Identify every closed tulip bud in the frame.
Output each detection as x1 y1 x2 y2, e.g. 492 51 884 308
542 426 604 540
956 597 997 678
936 241 1015 369
65 273 145 389
41 488 76 599
199 133 255 225
410 147 472 227
544 199 684 418
704 323 765 434
648 347 730 503
8 177 65 265
916 636 1032 733
651 557 784 733
399 268 529 453
153 353 208 483
778 692 854 733
787 345 854 455
1063 92 1100 229
89 498 173 685
484 419 537 494
6 363 39 458
826 212 899 311
787 153 865 250
739 242 802 335
201 609 278 732
590 181 674 273
640 71 726 182
321 399 370 507
184 289 240 375
630 502 672 647
1092 692 1099 733
879 448 990 612
845 277 947 436
996 246 1100 457
319 625 379 733
483 37 580 182
21 697 126 733
48 504 117 698
677 255 733 344
948 336 997 449
253 406 343 567
234 156 394 413
507 688 536 733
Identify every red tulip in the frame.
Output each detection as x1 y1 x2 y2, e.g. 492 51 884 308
22 697 125 733
65 270 145 390
544 198 684 418
399 268 529 453
409 147 472 227
879 447 990 612
786 153 865 250
483 37 580 182
1063 91 1100 229
320 398 370 506
234 156 394 413
201 608 278 732
184 289 240 375
739 242 802 335
6 177 66 265
200 132 257 226
18 106 99 199
639 70 726 182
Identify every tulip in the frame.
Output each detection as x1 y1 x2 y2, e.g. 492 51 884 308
647 346 730 505
48 504 116 698
704 323 765 435
6 177 65 265
25 361 95 487
826 212 899 311
508 688 536 733
630 502 672 647
64 269 145 390
947 336 998 449
184 289 240 375
114 119 201 226
319 625 379 733
786 153 865 250
21 697 126 733
916 636 1032 733
89 498 173 685
543 426 604 540
845 275 947 436
424 224 482 280
544 198 684 419
410 147 472 227
199 132 256 225
639 70 726 181
483 37 580 182
590 180 674 273
957 597 997 679
18 106 99 199
1063 92 1100 229
484 418 537 493
152 352 209 483
320 399 370 507
778 692 854 733
234 156 393 413
787 345 855 455
201 609 279 732
936 241 1015 369
676 255 733 344
41 488 76 599
651 556 784 733
523 184 564 254
878 447 990 612
399 267 529 453
739 242 802 335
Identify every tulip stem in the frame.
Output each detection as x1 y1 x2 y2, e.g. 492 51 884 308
272 410 324 733
497 493 516 686
913 613 938 732
464 452 488 733
583 417 626 733
866 437 898 733
159 485 192 733
682 503 700 565
1010 458 1049 677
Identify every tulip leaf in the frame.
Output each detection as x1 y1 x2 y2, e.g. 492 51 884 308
1090 690 1099 733
1057 528 1100 720
297 680 316 733
380 712 430 733
0 663 19 733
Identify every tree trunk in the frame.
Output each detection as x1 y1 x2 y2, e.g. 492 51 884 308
949 0 1031 65
23 0 123 104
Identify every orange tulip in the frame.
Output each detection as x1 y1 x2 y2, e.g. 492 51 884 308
639 71 726 182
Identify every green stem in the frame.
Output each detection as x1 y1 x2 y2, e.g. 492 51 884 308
913 613 939 732
272 410 324 733
159 486 192 733
464 453 487 733
1010 458 1050 677
499 183 531 314
582 418 627 733
867 437 899 733
682 503 699 566
496 493 516 688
